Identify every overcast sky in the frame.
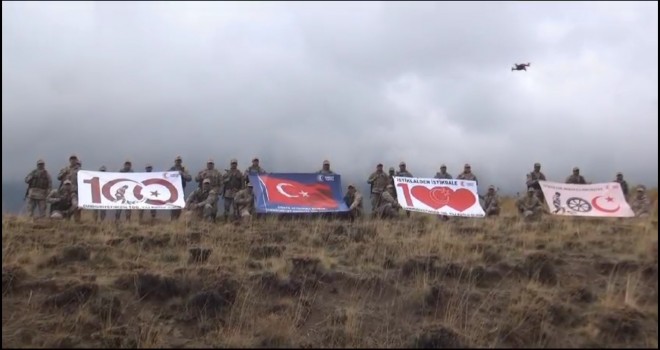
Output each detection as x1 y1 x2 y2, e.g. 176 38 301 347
2 1 658 194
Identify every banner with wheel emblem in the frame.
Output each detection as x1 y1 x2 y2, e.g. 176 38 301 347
538 181 634 217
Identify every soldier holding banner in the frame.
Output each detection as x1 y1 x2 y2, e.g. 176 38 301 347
457 164 478 185
434 164 452 179
565 167 587 184
169 156 192 220
614 172 629 199
317 160 335 175
47 180 80 221
373 184 400 219
186 178 219 222
526 163 546 201
345 184 363 221
395 161 413 218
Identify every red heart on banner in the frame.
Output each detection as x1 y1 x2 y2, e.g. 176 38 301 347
410 186 476 212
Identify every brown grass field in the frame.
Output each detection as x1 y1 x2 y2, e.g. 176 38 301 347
2 195 658 348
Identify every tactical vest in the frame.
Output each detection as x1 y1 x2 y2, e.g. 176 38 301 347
30 170 50 189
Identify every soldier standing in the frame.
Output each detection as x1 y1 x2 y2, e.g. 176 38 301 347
168 156 192 220
482 185 500 217
222 159 245 221
396 161 413 217
345 184 363 222
317 160 335 175
24 159 52 219
138 164 157 222
233 183 255 222
457 164 478 184
526 162 547 201
47 180 79 221
57 154 82 222
115 160 134 222
614 172 629 199
244 157 267 185
367 163 390 211
195 159 223 191
565 167 587 184
434 164 452 179
186 178 219 222
630 186 650 218
93 165 107 222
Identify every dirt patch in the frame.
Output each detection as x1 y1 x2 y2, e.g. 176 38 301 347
2 265 28 294
411 325 465 348
249 245 284 259
520 252 557 285
43 245 91 267
43 283 98 308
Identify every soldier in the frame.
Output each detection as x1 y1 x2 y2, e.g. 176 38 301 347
222 159 245 221
186 178 219 222
434 164 452 179
244 157 267 185
630 186 651 218
373 184 401 219
233 183 255 221
345 184 363 221
168 156 192 220
482 185 500 217
565 167 587 184
93 165 107 222
396 161 413 217
195 159 223 192
614 172 629 199
47 180 79 221
456 164 478 184
516 188 543 220
115 160 134 222
138 164 157 222
526 162 547 201
317 160 335 175
367 163 390 211
57 154 81 191
24 159 52 219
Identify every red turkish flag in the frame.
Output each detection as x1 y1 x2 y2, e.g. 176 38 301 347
261 175 338 209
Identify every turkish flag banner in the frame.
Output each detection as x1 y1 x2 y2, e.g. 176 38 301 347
539 181 634 217
249 173 350 213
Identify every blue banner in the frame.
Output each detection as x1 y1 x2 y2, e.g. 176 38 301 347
249 173 350 213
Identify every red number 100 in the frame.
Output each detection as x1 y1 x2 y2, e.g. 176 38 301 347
83 177 102 203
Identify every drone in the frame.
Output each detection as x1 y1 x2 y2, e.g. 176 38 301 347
511 63 531 71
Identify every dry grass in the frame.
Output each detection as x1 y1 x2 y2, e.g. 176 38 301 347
2 196 658 348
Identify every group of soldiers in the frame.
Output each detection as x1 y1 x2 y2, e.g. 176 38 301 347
23 156 653 222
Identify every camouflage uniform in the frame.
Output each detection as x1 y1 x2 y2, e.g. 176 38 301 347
367 164 390 211
195 159 223 192
93 166 107 222
244 157 267 185
565 167 586 184
374 185 400 219
483 186 500 216
526 163 547 201
516 189 543 219
115 161 134 222
388 167 396 190
233 184 255 220
434 164 452 179
186 179 219 222
47 181 79 221
630 187 651 218
24 159 52 219
222 159 245 221
456 164 478 185
317 160 335 175
138 164 157 222
345 184 363 221
57 155 81 192
168 156 192 220
396 162 413 217
614 172 629 199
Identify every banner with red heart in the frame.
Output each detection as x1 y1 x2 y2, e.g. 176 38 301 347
393 177 485 217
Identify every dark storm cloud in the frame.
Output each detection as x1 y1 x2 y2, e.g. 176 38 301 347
2 1 657 196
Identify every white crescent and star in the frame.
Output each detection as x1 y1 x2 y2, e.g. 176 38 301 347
429 188 450 204
591 195 620 213
276 183 310 198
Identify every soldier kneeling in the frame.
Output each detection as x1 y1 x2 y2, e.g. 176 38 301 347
186 178 219 222
516 188 543 220
233 183 255 222
373 185 400 219
47 180 80 221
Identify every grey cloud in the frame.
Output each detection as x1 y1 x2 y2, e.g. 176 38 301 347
2 1 657 200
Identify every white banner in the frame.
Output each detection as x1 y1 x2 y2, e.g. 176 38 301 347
77 171 186 210
539 181 634 217
393 177 485 217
